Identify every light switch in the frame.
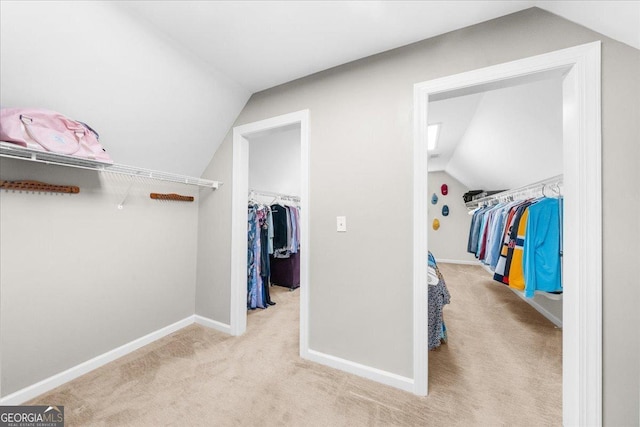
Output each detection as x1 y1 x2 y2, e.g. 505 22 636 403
336 216 347 232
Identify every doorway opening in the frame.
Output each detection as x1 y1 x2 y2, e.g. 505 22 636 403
230 110 310 357
427 74 564 421
414 42 602 426
247 123 301 320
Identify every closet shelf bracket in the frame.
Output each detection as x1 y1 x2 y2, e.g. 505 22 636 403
117 181 136 210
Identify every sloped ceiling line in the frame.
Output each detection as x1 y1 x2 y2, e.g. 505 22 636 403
109 1 636 178
3 1 637 177
115 1 639 94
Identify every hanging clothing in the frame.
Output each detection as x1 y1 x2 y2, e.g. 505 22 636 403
293 207 301 253
475 209 490 259
268 203 301 288
248 204 272 309
271 204 288 251
260 226 270 281
428 251 450 350
267 209 274 255
247 195 300 307
271 204 301 259
493 200 532 284
507 206 531 291
468 196 563 298
285 207 293 251
260 221 274 306
523 197 562 297
290 206 298 254
468 206 490 254
247 206 265 309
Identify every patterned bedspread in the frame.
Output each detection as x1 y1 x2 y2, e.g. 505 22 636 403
428 252 450 350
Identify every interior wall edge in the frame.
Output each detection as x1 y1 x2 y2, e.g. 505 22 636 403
194 315 232 335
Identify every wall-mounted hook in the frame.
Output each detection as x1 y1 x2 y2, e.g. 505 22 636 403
150 193 195 202
0 180 79 194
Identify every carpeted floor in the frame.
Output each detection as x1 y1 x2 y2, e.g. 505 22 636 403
28 264 562 426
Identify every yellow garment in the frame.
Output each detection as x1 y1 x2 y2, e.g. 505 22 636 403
508 209 529 291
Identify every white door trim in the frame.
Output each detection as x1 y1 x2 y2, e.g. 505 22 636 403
231 110 310 358
413 41 602 426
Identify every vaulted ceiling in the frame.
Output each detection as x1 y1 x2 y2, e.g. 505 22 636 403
429 77 564 190
2 1 638 178
116 1 640 93
113 0 639 179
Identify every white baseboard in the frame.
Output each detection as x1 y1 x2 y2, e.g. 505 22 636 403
508 288 563 328
474 262 563 328
1 316 412 405
437 259 478 265
0 316 193 405
194 315 231 335
303 348 414 393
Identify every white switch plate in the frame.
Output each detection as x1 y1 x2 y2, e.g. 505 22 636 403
336 216 347 232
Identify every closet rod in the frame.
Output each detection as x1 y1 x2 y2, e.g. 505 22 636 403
0 142 221 189
249 188 300 202
466 174 563 208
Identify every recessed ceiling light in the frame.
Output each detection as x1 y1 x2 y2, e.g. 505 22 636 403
427 124 440 151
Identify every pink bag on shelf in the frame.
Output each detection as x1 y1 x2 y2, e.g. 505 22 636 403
0 108 113 164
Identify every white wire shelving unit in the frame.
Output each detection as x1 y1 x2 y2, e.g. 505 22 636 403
465 174 562 209
249 188 300 202
0 142 220 189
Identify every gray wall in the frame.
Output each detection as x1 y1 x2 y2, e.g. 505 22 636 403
196 8 640 424
195 140 233 323
0 1 218 398
427 171 476 263
249 126 301 198
0 159 199 396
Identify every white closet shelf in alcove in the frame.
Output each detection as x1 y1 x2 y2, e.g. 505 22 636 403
0 142 220 189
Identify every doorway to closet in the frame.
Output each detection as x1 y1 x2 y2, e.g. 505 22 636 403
230 110 310 358
426 74 564 423
414 42 602 426
246 124 301 318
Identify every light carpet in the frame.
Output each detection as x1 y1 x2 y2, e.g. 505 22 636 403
28 264 562 426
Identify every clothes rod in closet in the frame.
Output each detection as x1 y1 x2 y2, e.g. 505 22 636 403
249 189 300 202
466 174 563 209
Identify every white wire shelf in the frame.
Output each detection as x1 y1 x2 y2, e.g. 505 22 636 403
465 174 562 209
0 142 220 189
249 188 300 202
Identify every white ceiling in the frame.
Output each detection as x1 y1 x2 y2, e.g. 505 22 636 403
116 1 640 93
430 77 564 190
427 93 484 172
3 1 637 178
